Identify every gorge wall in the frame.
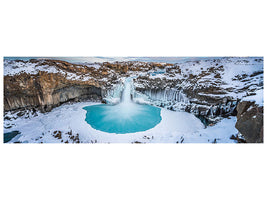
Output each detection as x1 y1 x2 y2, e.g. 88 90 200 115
4 72 102 112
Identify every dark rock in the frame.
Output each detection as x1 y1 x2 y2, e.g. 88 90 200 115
230 134 246 143
230 134 236 140
4 116 11 120
235 101 263 143
133 141 142 144
53 130 62 139
214 73 221 78
236 101 255 120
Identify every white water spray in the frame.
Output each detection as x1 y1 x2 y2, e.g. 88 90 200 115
116 78 142 118
121 78 133 104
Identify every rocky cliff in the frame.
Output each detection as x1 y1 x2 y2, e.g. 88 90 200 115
4 59 171 112
4 59 112 112
4 72 101 112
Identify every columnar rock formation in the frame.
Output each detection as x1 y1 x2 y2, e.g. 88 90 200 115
4 72 101 112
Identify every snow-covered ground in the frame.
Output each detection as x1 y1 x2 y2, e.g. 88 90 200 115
4 101 238 143
3 59 102 82
242 89 264 106
161 57 263 98
133 57 263 111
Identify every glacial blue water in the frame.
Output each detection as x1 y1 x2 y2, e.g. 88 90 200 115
83 104 161 134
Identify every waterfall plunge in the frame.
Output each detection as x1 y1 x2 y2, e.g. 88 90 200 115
83 77 162 134
117 78 141 119
121 78 132 104
103 77 189 112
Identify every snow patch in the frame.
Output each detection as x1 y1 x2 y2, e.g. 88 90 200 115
242 89 263 106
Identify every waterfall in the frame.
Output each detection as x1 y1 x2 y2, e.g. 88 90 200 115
121 78 133 104
113 77 143 119
104 78 189 112
103 77 135 105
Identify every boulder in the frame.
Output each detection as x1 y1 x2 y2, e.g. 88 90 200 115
235 101 263 143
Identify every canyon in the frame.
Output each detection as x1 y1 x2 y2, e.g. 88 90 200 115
3 57 264 143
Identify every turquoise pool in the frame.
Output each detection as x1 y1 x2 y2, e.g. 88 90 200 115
83 103 162 134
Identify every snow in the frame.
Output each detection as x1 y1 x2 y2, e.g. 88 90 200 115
4 60 96 82
141 57 263 102
4 101 238 143
194 117 237 143
84 63 102 70
221 60 262 84
242 89 264 106
177 58 263 91
4 60 60 76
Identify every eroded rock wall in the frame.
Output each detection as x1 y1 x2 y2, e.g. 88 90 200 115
4 71 102 112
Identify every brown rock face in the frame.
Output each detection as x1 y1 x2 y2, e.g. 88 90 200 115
4 71 102 112
4 59 160 113
102 62 129 74
235 101 263 143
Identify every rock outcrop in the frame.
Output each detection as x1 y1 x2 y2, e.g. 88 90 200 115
235 101 263 143
4 71 102 112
